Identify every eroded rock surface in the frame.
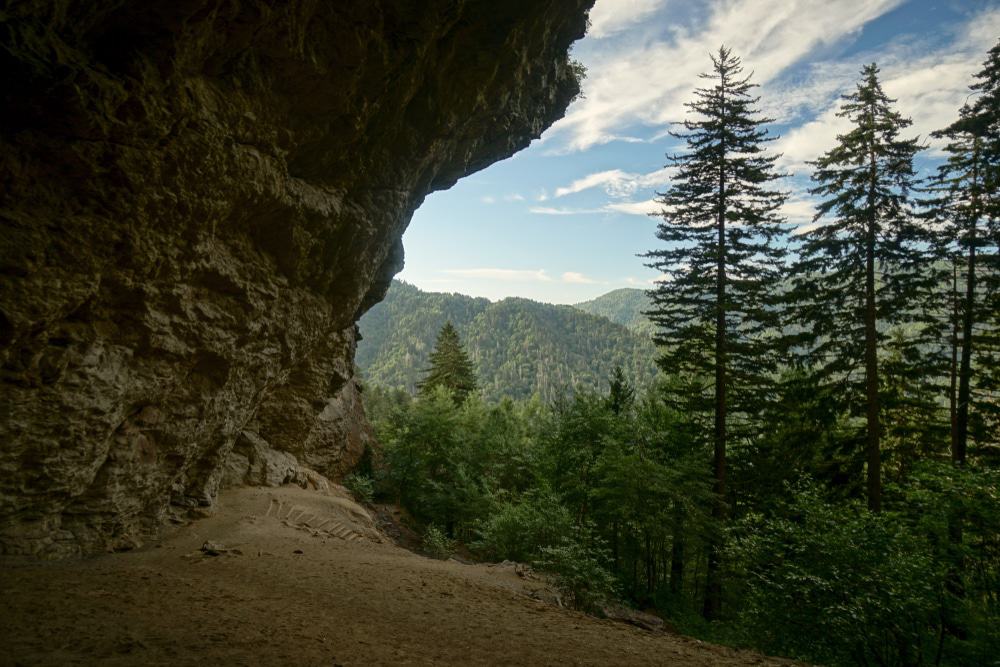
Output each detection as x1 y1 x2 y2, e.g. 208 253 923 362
0 0 591 557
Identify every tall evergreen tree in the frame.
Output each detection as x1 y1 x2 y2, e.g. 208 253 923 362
789 63 924 512
970 40 1000 459
606 366 636 416
644 46 788 619
418 322 478 404
928 43 1000 465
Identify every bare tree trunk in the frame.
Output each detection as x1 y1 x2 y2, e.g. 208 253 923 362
864 131 881 513
954 139 979 468
950 261 959 451
670 504 685 597
704 88 728 619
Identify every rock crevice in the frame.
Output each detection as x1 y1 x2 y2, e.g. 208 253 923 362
0 0 591 557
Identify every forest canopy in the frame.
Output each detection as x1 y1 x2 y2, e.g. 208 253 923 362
358 41 1000 666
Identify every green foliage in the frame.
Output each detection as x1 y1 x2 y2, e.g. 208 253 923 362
536 536 618 613
366 371 715 615
343 473 375 505
923 39 1000 464
894 464 1000 665
644 44 789 620
573 288 655 337
421 524 454 560
376 387 491 534
473 490 575 562
357 43 1000 666
789 63 928 511
644 46 788 430
357 281 658 403
729 484 942 666
418 322 477 403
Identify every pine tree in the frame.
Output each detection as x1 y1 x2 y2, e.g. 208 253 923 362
644 46 788 619
789 63 924 512
606 366 636 416
929 43 1000 465
418 322 478 404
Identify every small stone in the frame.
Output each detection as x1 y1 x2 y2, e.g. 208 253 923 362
200 541 227 556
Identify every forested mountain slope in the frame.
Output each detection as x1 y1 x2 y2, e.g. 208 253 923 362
356 281 657 401
573 288 655 336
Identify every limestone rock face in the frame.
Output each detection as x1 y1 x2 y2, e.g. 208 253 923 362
0 0 591 557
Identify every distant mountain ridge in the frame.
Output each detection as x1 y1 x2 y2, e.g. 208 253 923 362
356 281 658 402
572 288 655 336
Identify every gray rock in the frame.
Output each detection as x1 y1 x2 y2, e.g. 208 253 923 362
0 0 592 557
601 604 668 632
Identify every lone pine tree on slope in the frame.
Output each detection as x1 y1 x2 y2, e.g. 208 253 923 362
418 322 478 404
644 46 788 620
789 63 924 513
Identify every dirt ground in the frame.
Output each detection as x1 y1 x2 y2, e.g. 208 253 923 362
0 486 794 666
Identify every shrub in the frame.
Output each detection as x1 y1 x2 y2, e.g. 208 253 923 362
473 490 575 562
343 473 375 505
727 483 942 666
535 537 617 613
422 524 454 560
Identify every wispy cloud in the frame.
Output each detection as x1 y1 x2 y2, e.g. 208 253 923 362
555 169 637 198
774 8 1000 173
439 268 606 286
779 196 817 226
605 198 662 216
624 275 661 286
562 271 601 284
531 198 663 217
550 0 905 152
553 166 675 199
588 0 671 39
442 268 552 282
529 206 605 215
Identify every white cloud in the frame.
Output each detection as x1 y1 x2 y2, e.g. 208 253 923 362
442 268 552 282
588 0 670 39
548 0 905 152
624 275 663 286
635 167 675 190
481 195 496 204
779 196 817 226
552 166 675 200
774 8 1000 173
761 60 859 124
555 169 638 198
605 198 662 216
504 193 526 202
562 271 601 284
529 206 605 215
531 197 664 217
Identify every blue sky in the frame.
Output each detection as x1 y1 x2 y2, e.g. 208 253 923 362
398 0 1000 304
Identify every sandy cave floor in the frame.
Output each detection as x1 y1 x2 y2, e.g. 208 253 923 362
0 486 796 666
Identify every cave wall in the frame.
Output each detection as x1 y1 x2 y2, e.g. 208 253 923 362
0 0 591 557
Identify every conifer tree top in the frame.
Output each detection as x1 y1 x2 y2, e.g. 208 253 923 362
418 322 478 404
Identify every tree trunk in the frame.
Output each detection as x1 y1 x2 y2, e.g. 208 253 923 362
950 261 959 451
670 504 685 597
947 138 980 609
612 521 620 572
954 139 979 468
645 531 654 596
864 126 881 513
704 83 728 619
